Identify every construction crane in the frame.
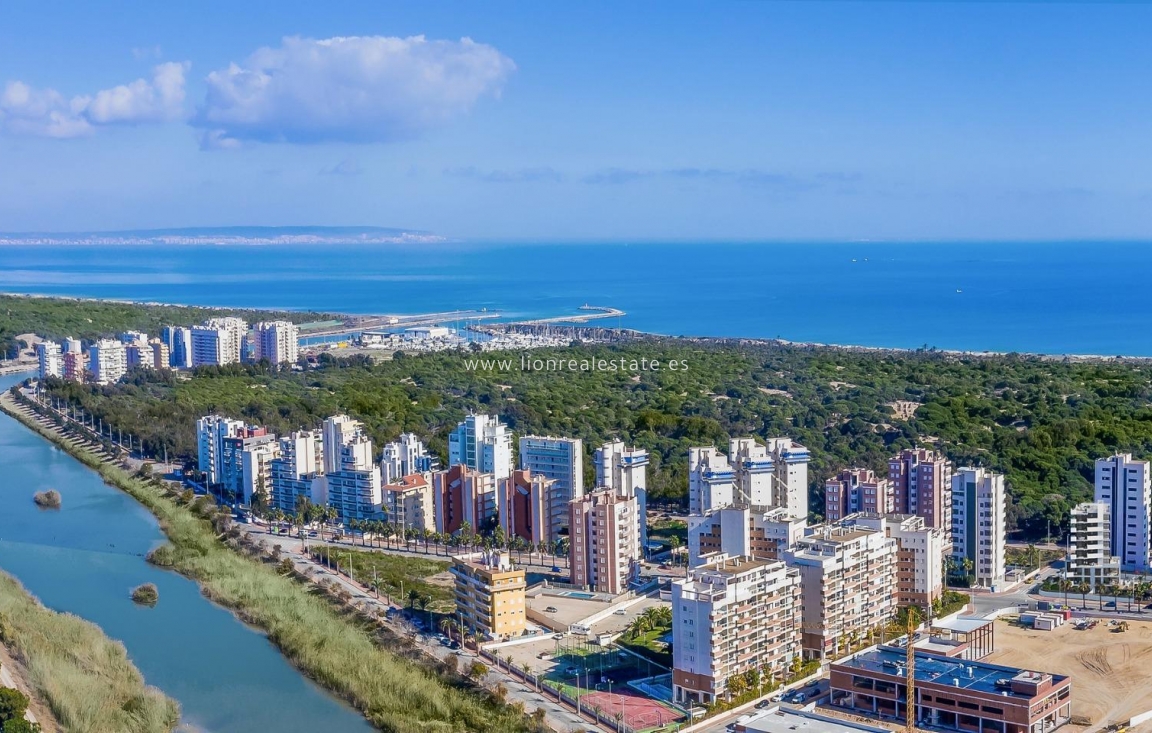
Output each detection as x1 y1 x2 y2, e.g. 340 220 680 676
905 606 919 733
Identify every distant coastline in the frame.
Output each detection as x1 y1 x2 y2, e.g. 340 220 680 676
0 225 446 246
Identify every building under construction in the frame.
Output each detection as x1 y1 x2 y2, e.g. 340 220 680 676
829 645 1071 733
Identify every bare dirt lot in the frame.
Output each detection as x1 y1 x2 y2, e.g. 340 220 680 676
985 617 1152 732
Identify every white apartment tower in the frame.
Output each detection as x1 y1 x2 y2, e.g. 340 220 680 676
204 317 247 363
784 524 898 659
380 432 438 484
595 440 650 551
688 438 809 519
1068 502 1122 591
190 324 237 367
87 339 127 385
1095 453 1152 572
323 415 381 522
951 467 1007 587
671 556 801 706
518 435 584 541
448 414 513 480
36 341 62 381
196 415 246 485
569 487 640 594
253 321 299 366
269 429 326 514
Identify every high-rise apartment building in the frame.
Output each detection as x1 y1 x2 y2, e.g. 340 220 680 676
497 469 556 545
204 317 247 363
240 439 281 505
380 433 438 485
87 339 127 385
322 415 381 522
671 556 801 706
433 464 498 534
888 448 953 540
1095 453 1152 572
451 551 526 641
164 326 193 368
1068 502 1122 592
568 487 639 594
148 339 170 370
825 468 894 522
852 513 946 608
518 435 583 541
951 467 1007 587
448 414 513 480
220 430 277 503
688 505 807 567
594 440 650 549
62 350 84 382
689 438 810 519
252 320 299 366
36 341 62 381
785 524 898 658
270 429 326 515
190 324 237 367
382 473 434 532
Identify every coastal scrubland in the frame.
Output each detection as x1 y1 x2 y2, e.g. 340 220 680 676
43 339 1152 539
0 570 179 733
0 400 529 733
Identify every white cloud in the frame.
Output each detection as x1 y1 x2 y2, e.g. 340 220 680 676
194 35 515 147
0 62 188 138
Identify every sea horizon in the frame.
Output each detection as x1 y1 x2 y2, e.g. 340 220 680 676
4 239 1152 357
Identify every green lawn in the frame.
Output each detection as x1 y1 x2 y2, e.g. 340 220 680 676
617 627 673 669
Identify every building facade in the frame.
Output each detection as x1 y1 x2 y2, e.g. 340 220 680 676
498 469 556 545
519 435 584 541
322 415 381 522
382 473 434 532
1095 453 1152 573
688 505 808 567
448 414 513 480
433 464 498 535
1068 502 1122 591
36 341 62 381
785 524 898 659
671 555 801 705
594 440 650 550
252 320 299 365
569 487 640 594
87 339 127 384
951 467 1007 587
269 429 326 515
889 448 953 541
825 468 894 522
380 433 438 485
451 551 526 641
689 438 810 519
852 513 945 608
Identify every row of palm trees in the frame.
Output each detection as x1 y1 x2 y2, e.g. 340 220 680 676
1054 576 1152 613
255 499 572 565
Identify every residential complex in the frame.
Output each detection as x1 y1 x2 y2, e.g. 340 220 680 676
688 505 807 567
1094 453 1152 572
594 440 650 549
671 555 801 706
688 438 809 519
1068 502 1121 591
451 551 526 641
87 338 127 385
518 435 584 540
888 448 953 539
825 468 893 522
382 473 434 532
784 523 898 659
852 513 945 608
269 429 326 515
36 341 62 381
252 320 300 365
497 469 556 545
433 464 497 534
380 433 438 484
951 467 1007 587
448 413 513 480
323 415 382 522
569 486 640 594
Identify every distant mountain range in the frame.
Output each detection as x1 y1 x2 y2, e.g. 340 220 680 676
0 226 445 245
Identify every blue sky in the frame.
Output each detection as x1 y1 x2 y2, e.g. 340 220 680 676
1 1 1150 241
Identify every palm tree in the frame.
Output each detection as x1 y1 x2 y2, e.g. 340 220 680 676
1076 582 1090 609
961 557 974 586
1059 576 1072 608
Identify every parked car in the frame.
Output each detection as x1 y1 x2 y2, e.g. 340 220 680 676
614 609 627 616
545 606 559 613
805 679 820 688
790 692 807 703
755 700 771 709
769 692 784 702
551 566 562 573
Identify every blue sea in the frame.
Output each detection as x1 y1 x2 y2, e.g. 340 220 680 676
1 240 1150 356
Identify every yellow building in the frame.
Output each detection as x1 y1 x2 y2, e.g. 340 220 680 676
451 551 526 641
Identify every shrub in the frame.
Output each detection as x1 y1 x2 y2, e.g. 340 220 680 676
131 584 160 606
31 490 61 509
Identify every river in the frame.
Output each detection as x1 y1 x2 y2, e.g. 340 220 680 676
0 374 376 733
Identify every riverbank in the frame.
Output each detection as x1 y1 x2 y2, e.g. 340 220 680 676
0 391 528 733
0 570 177 732
0 636 56 732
